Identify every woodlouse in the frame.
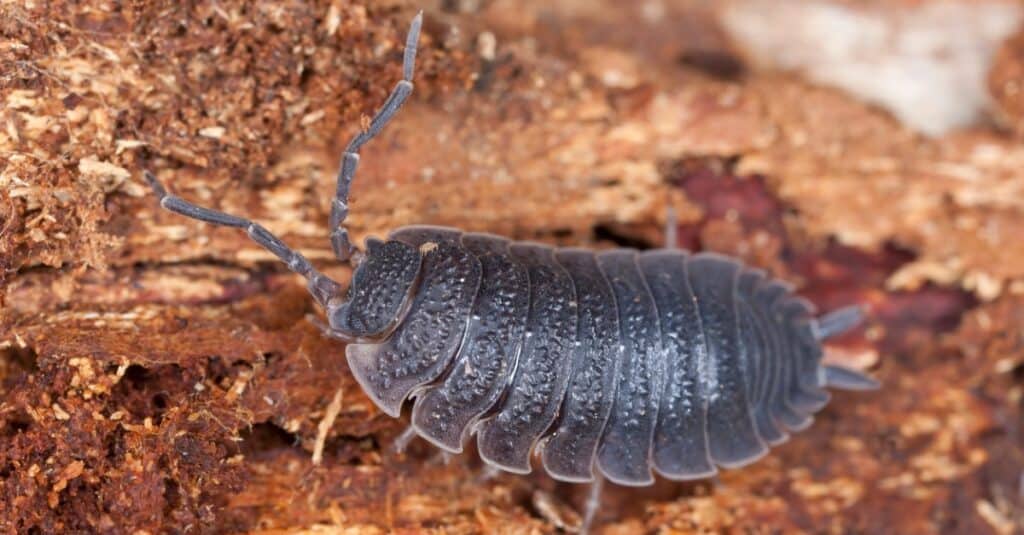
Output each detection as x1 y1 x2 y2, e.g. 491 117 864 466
144 12 879 530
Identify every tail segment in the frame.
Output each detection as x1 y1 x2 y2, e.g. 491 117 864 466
814 305 880 390
823 365 881 391
814 305 864 341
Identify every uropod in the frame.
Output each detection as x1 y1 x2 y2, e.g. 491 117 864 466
145 12 879 532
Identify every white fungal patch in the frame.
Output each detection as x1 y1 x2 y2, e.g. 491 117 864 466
720 0 1023 135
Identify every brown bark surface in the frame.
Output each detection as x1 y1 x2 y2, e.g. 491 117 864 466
2 1 1022 533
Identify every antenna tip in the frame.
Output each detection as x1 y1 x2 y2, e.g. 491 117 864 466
143 170 167 197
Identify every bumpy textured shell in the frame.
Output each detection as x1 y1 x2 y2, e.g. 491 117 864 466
346 225 839 486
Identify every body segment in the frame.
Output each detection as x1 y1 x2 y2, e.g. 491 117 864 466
594 250 664 486
686 254 768 468
639 251 716 480
410 233 530 452
540 249 621 482
476 243 578 473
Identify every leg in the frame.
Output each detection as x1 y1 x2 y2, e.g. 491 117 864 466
391 425 419 456
306 313 356 342
145 172 341 308
427 450 455 465
330 12 423 262
664 204 678 249
581 473 604 535
476 464 502 483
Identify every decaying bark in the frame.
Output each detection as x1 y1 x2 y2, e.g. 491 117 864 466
2 0 1022 533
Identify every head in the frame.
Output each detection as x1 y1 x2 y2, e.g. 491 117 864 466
326 238 422 340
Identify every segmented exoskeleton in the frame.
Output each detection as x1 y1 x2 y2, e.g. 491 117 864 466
145 11 878 531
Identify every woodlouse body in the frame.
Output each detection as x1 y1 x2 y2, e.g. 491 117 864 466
144 11 877 502
340 226 873 486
